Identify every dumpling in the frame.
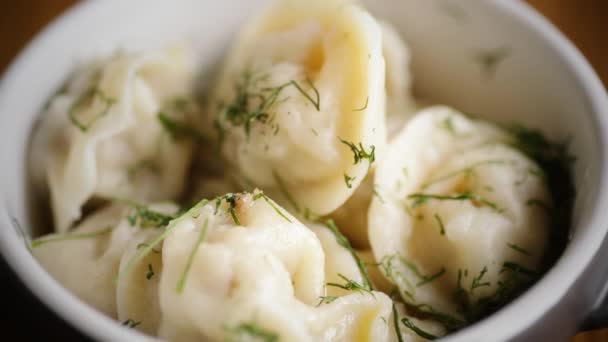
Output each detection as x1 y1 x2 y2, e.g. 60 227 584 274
368 107 550 329
32 202 178 319
155 191 325 341
207 0 387 216
30 45 198 232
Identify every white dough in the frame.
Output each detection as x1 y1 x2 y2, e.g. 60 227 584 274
31 45 198 232
369 106 550 321
208 0 387 217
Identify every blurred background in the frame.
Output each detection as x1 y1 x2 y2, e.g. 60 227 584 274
0 0 606 341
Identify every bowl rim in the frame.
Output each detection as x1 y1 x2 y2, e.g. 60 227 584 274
0 0 607 341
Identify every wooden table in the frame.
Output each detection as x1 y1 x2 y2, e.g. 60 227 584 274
1 1 606 341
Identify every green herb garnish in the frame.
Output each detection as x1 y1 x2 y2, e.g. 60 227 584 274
176 218 209 293
401 318 438 340
31 227 113 248
225 322 278 342
122 319 141 328
507 243 531 256
339 138 376 165
326 274 373 295
146 264 155 280
69 88 117 131
325 219 373 290
343 174 355 188
408 192 503 212
433 214 446 235
253 192 292 223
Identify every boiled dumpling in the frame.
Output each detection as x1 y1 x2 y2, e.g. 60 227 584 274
156 191 325 341
207 0 386 216
32 202 178 319
30 45 198 232
368 106 550 329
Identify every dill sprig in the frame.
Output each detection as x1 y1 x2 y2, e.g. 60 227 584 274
507 243 531 256
125 203 175 228
401 318 438 340
31 227 113 248
220 70 320 137
326 274 373 295
176 218 209 293
392 303 404 342
253 192 292 222
433 214 446 235
407 191 503 212
339 138 376 165
343 174 355 188
325 219 373 290
121 319 141 328
470 266 490 292
475 47 511 78
215 194 240 225
421 159 510 190
69 88 117 132
225 322 278 342
146 264 155 280
316 295 338 306
117 198 210 283
507 124 574 274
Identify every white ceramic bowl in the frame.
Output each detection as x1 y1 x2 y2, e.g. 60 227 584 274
1 0 607 341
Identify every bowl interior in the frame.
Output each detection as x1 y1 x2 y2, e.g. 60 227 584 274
0 0 606 341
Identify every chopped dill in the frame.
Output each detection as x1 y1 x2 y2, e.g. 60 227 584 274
136 243 161 254
343 174 355 188
316 295 338 306
146 264 155 280
117 199 210 283
122 319 141 328
339 138 376 165
225 322 278 342
507 243 531 256
500 261 537 277
470 266 490 292
214 194 240 225
125 203 175 228
326 274 373 295
311 128 319 136
433 214 446 235
253 192 292 222
401 318 438 340
353 96 369 111
220 69 319 138
416 268 446 287
176 218 209 293
408 191 503 212
31 227 113 248
325 219 373 290
373 188 385 203
69 88 117 132
421 159 510 189
392 303 404 342
475 47 511 78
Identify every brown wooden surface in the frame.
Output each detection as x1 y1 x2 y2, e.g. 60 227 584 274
0 0 606 341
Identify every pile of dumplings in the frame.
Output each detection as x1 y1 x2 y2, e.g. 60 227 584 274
29 1 555 341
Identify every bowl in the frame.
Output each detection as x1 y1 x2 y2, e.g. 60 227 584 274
1 0 607 340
